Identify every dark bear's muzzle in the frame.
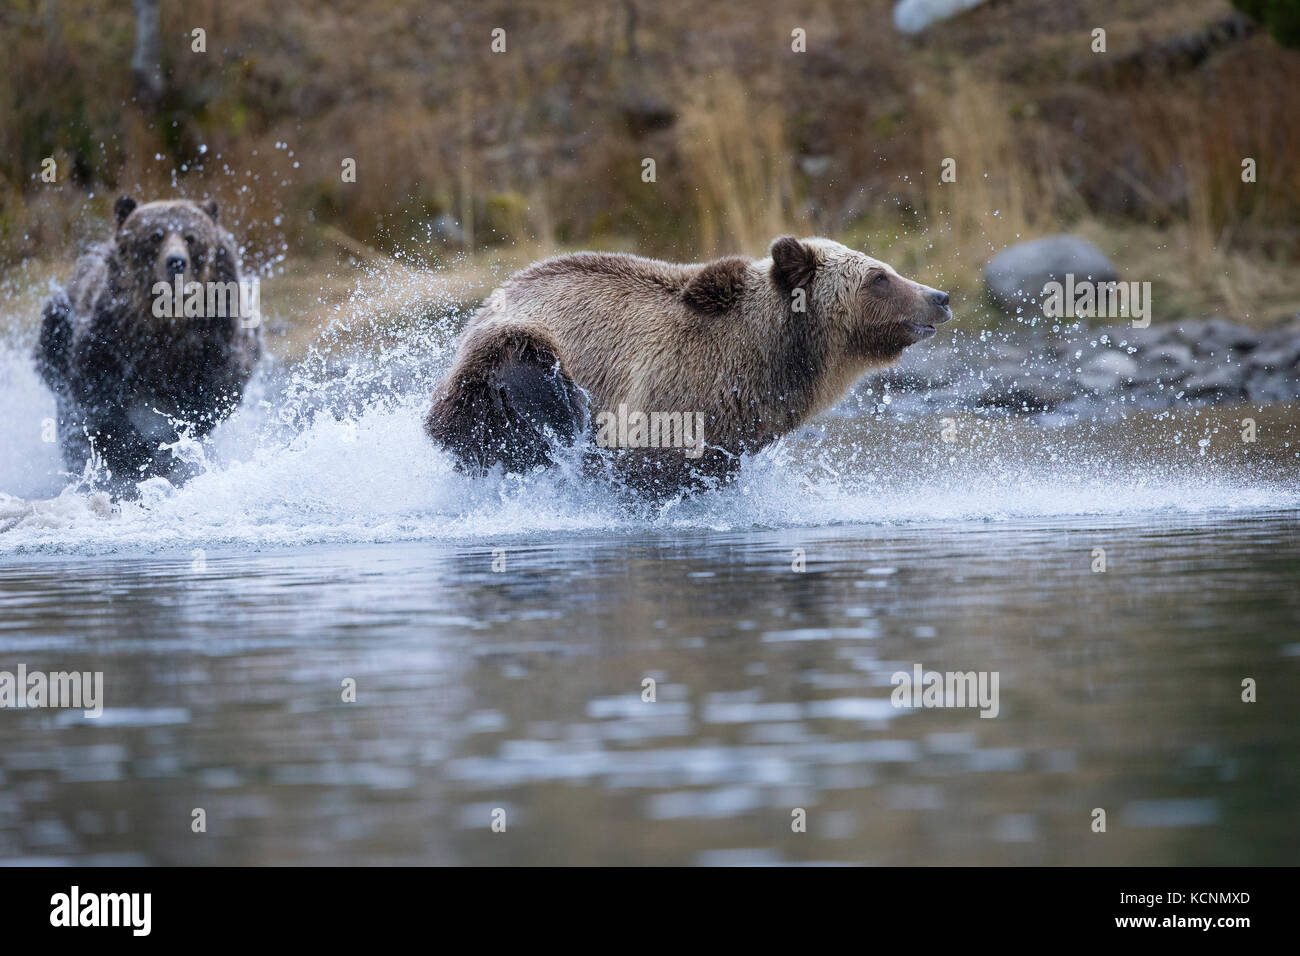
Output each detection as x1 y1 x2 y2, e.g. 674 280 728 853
160 233 192 279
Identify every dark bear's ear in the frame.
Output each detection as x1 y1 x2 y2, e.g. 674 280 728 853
201 199 219 223
770 236 817 292
114 195 137 227
683 257 748 315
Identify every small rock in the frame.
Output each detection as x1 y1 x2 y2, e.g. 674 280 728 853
1131 344 1195 384
798 155 832 177
1182 364 1246 399
916 385 968 407
1247 339 1300 372
1120 325 1173 349
1246 372 1300 403
1201 318 1259 351
1169 318 1211 343
1020 376 1076 411
994 345 1029 366
976 371 1074 411
1176 317 1258 357
433 214 466 246
870 347 958 389
1076 351 1139 392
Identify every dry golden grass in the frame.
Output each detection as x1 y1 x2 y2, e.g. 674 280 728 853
259 228 551 358
2 0 1298 333
678 75 809 256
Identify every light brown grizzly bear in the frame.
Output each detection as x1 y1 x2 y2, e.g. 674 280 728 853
34 196 261 489
425 236 951 494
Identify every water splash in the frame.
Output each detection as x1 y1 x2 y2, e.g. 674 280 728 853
1 304 1298 554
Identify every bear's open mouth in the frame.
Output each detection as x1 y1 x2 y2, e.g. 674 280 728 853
903 320 937 339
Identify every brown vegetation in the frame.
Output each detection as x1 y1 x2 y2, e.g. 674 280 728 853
1 0 1298 328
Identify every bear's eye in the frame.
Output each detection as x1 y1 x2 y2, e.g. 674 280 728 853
151 230 164 244
183 234 196 247
871 272 890 289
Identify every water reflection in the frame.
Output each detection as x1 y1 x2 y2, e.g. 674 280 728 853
1 510 1297 865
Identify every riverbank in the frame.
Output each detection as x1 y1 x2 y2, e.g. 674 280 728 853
859 314 1300 420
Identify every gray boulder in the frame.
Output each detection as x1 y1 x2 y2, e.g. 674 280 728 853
985 235 1119 316
893 0 989 34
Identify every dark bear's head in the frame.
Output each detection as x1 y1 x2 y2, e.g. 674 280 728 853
768 236 952 364
112 195 238 299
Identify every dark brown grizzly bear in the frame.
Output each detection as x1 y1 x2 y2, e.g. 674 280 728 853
425 236 952 494
34 197 261 489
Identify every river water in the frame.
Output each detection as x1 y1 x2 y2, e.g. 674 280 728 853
0 334 1297 865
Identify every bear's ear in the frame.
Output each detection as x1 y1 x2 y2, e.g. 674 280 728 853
114 195 138 227
683 257 748 315
769 236 817 292
201 199 219 223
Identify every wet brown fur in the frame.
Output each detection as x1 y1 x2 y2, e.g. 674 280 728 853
34 197 261 488
426 236 949 493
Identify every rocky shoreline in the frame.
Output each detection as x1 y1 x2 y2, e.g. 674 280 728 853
855 316 1300 420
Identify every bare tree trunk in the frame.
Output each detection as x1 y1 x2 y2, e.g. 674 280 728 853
131 0 163 109
44 0 61 44
621 0 639 62
459 89 475 253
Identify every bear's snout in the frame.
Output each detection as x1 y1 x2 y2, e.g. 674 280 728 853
922 285 952 323
900 283 953 342
158 234 192 280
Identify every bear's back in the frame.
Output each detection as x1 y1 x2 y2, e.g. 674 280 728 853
492 253 723 406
